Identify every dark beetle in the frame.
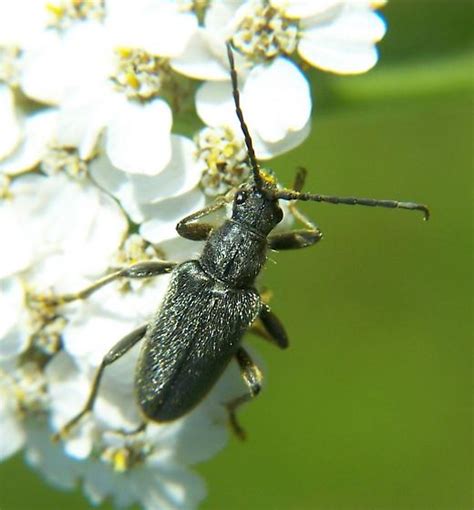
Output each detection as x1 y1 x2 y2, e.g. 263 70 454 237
54 43 429 440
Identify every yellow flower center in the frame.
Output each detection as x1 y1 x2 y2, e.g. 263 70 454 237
232 1 299 62
46 0 105 30
41 146 89 180
196 126 251 197
111 48 171 100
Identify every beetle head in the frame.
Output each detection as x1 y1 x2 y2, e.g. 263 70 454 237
232 172 283 235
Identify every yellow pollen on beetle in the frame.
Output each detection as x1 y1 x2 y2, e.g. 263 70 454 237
260 170 277 186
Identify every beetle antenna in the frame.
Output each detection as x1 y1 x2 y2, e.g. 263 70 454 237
273 189 430 220
226 41 263 191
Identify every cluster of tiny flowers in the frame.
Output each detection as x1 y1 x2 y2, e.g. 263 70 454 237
0 1 386 509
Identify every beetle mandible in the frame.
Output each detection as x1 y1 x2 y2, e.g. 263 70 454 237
53 43 429 441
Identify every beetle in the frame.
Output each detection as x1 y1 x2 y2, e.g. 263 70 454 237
53 43 429 441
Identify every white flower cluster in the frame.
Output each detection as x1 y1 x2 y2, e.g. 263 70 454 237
0 1 386 508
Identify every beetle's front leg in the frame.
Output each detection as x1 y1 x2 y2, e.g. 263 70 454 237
269 166 323 250
268 204 322 250
49 260 177 304
226 346 263 440
176 197 229 241
52 325 148 442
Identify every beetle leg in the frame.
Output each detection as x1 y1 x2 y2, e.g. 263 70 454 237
258 305 289 349
226 346 263 440
115 421 147 436
52 324 148 442
49 260 177 304
176 197 229 241
292 166 307 192
268 207 323 250
268 166 323 250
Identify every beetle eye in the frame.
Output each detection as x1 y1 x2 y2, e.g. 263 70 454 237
235 190 247 205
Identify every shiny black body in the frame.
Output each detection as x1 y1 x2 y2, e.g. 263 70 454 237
135 189 283 421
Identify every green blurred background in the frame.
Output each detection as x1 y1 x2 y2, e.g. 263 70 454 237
1 1 472 509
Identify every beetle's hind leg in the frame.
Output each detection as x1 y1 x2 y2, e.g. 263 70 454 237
52 324 147 442
226 347 263 440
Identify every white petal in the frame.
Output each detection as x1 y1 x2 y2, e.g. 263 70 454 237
0 409 25 459
242 58 311 143
0 192 36 278
0 277 28 359
0 86 21 159
270 0 343 19
24 423 82 489
108 2 198 57
90 153 145 223
45 353 95 458
0 108 58 175
34 184 127 285
252 118 311 160
106 96 172 175
92 135 201 211
195 81 237 129
2 174 126 284
21 21 110 104
302 5 386 41
20 30 66 104
204 1 243 37
89 153 127 196
171 29 229 80
139 189 206 243
299 7 386 74
63 301 140 364
139 462 206 510
56 83 110 160
127 135 202 203
59 20 112 93
0 0 48 46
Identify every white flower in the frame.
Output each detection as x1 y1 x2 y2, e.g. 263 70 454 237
19 2 198 175
0 173 127 286
195 59 312 158
173 0 386 156
0 356 50 460
271 0 387 74
90 135 203 224
0 86 21 160
0 277 28 360
0 108 58 176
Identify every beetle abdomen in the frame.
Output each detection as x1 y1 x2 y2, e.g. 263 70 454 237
135 260 261 422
